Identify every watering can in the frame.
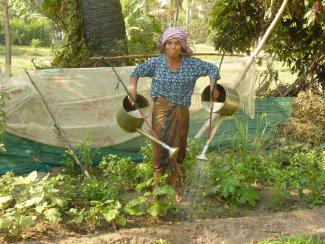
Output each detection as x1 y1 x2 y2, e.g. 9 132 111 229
201 84 240 116
197 84 240 161
116 95 179 158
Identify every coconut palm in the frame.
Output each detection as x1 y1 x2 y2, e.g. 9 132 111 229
80 0 128 57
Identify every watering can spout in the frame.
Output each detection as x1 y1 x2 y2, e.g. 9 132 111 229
168 147 179 158
196 153 208 161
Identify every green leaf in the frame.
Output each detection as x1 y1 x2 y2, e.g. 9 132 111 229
73 214 84 225
126 196 147 208
19 215 36 229
0 217 12 229
135 178 153 192
103 209 119 222
25 192 44 207
26 171 38 182
0 195 12 209
239 188 260 207
153 185 175 196
125 206 144 216
147 201 164 217
68 208 84 225
44 208 61 224
220 177 239 198
36 202 48 213
51 197 65 208
115 215 126 226
15 176 31 185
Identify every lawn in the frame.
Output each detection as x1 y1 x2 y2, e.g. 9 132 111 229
0 45 52 75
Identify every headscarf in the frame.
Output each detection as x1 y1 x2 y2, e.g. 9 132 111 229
159 27 193 54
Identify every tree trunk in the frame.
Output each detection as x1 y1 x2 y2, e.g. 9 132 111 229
2 0 11 76
80 0 128 58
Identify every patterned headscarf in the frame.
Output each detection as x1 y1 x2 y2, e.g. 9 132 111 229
159 27 193 54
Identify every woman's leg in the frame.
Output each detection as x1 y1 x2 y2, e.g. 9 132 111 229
152 97 171 187
151 96 189 202
167 105 189 202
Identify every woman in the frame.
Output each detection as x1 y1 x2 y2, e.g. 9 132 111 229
129 27 219 202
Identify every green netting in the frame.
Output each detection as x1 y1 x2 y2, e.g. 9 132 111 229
191 97 293 150
0 97 293 175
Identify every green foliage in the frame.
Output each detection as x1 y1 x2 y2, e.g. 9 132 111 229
100 155 137 188
261 234 324 244
31 38 41 48
9 18 53 47
0 133 323 240
64 139 96 175
207 151 262 207
0 172 61 238
121 0 162 55
138 142 154 181
87 200 126 229
125 176 178 217
210 0 264 54
210 0 325 83
29 0 89 67
0 92 7 153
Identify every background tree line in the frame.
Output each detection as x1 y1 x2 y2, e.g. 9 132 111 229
1 0 324 93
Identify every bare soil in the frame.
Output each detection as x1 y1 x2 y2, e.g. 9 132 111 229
18 188 325 244
21 206 325 244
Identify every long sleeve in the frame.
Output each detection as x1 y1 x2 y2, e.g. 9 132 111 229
131 57 157 78
192 58 220 80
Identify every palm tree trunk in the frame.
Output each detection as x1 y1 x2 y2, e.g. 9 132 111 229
2 0 11 76
80 0 128 58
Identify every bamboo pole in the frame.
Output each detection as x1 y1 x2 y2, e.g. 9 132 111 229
2 0 11 77
234 0 289 89
90 52 244 62
195 0 289 138
25 70 90 178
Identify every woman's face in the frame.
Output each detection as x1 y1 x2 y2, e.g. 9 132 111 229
165 38 183 58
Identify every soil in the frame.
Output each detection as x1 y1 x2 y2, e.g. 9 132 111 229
17 189 325 244
19 206 325 244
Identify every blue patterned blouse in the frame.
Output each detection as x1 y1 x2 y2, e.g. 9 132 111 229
131 55 220 108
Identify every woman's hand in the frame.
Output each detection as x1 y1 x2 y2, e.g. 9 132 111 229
209 78 219 102
210 88 220 102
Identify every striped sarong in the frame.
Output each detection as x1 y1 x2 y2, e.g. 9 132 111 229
152 96 189 173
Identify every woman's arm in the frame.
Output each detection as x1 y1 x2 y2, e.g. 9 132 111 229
129 76 139 102
192 58 220 101
210 78 220 101
129 57 157 103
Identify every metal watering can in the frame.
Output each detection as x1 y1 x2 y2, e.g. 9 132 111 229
197 84 240 161
201 84 240 116
116 95 179 158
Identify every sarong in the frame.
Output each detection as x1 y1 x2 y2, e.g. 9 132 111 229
152 96 189 173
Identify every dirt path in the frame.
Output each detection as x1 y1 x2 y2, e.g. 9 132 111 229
38 206 325 244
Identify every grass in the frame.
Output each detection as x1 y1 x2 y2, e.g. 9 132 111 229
0 45 52 74
262 234 324 244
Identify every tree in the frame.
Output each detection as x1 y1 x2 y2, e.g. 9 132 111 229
121 0 162 55
1 0 11 76
210 0 325 95
29 0 128 67
80 0 128 57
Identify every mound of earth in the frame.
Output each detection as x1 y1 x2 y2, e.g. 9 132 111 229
27 206 325 244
